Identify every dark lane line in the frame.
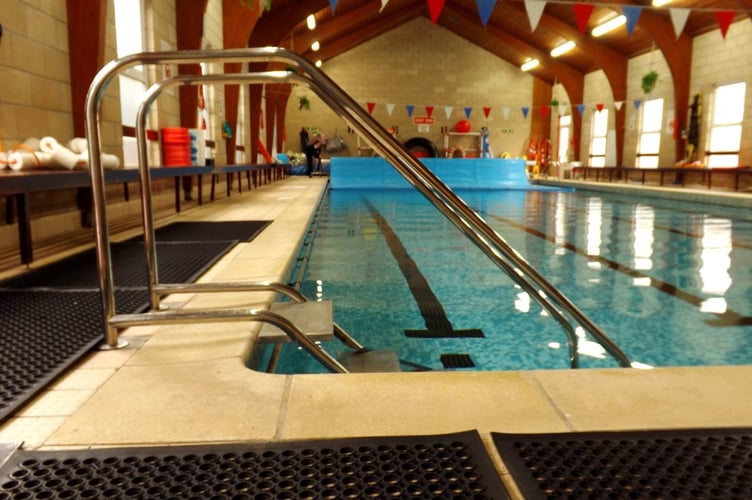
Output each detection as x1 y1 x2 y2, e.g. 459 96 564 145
483 211 752 327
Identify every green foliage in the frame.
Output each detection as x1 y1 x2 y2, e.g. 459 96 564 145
239 0 271 11
641 70 658 95
298 95 311 111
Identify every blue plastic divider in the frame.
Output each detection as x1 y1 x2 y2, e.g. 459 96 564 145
329 157 546 190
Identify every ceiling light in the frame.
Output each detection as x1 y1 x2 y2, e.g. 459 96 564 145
311 41 320 51
315 60 322 67
592 15 626 37
306 14 316 30
550 40 575 57
521 59 539 72
651 0 672 6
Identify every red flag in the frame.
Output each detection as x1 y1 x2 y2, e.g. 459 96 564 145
427 0 445 24
483 107 491 119
596 103 604 112
367 102 375 115
425 106 434 117
716 11 734 39
540 106 550 118
573 4 594 34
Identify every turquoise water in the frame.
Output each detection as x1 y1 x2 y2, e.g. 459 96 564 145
274 188 752 373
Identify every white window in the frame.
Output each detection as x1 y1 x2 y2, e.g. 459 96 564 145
557 114 571 164
636 98 663 168
706 82 746 168
114 0 147 167
589 109 608 167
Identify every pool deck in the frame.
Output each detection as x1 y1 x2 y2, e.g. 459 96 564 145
1 175 751 498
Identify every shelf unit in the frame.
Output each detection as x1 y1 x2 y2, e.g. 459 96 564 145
443 132 481 158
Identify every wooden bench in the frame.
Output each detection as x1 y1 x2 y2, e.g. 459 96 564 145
572 166 751 191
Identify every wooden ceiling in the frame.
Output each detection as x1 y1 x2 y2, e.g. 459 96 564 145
247 0 752 84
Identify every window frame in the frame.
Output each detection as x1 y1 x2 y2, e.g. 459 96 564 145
588 108 609 167
706 82 746 168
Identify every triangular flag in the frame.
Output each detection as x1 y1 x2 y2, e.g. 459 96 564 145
464 107 473 119
524 1 546 32
540 106 549 118
596 103 604 112
476 0 497 28
576 104 586 115
427 0 446 24
614 101 624 111
386 103 395 116
716 11 734 39
502 106 511 120
367 102 375 115
622 6 642 36
425 106 434 117
380 0 389 13
573 4 594 34
521 107 530 119
669 8 690 39
483 107 491 119
633 99 641 110
329 0 338 13
558 104 567 115
406 104 415 117
444 106 453 119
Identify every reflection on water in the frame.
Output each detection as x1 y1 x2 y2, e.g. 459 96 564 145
281 189 752 373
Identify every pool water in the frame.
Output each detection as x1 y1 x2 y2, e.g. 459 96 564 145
274 188 752 373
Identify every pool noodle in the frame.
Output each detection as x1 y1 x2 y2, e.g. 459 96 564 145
6 151 57 171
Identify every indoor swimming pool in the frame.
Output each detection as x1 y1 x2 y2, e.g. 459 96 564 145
273 187 752 373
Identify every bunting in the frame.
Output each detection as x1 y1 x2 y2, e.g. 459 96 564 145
540 106 549 118
329 0 338 13
716 11 735 39
633 99 641 110
502 107 511 120
476 0 497 28
483 107 491 119
444 106 453 119
521 107 530 119
669 9 690 40
406 104 415 117
427 0 445 24
614 101 624 111
380 0 389 13
425 105 434 117
367 102 376 115
596 103 604 112
464 107 473 119
577 104 586 115
524 1 546 32
386 103 395 116
622 6 642 36
573 4 594 34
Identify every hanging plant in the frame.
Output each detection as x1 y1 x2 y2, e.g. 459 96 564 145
641 70 659 95
550 98 559 107
239 0 271 11
298 95 311 111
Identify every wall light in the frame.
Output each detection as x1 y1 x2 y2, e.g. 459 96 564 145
306 14 316 30
592 15 626 37
521 59 539 72
315 60 322 67
550 40 575 57
311 41 320 51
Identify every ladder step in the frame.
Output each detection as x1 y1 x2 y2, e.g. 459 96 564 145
338 350 402 373
257 301 333 344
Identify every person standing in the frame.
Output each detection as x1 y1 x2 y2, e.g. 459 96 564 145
304 138 322 177
299 127 309 151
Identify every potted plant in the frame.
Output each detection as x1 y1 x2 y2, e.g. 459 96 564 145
641 70 658 95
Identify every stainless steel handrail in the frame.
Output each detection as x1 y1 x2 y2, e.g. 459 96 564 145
84 46 631 368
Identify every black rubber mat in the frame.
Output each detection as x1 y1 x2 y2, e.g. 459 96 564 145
133 220 271 242
0 290 149 421
405 328 485 338
492 428 752 499
0 241 235 289
0 430 509 499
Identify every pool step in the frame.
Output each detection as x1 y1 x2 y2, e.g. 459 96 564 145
337 350 402 373
257 301 334 343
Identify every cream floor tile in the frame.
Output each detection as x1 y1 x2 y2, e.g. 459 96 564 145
281 371 570 440
533 366 752 431
51 368 116 391
0 417 68 448
45 361 287 447
16 390 94 417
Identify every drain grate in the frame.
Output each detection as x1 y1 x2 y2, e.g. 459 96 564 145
492 428 752 499
440 354 475 369
405 328 485 338
0 431 509 499
129 220 271 243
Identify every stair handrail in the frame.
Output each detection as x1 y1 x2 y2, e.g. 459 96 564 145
85 47 630 368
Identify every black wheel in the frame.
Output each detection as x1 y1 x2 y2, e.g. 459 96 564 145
403 137 439 157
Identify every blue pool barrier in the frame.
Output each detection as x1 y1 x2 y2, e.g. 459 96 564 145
329 157 549 190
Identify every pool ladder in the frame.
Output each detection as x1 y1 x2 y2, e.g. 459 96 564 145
84 47 631 372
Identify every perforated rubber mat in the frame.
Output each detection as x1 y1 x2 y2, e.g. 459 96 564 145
0 430 509 499
139 220 271 242
0 290 149 421
0 241 235 289
492 428 752 499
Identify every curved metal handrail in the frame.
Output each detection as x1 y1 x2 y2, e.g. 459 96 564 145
84 47 631 368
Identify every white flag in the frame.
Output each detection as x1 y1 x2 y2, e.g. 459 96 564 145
670 8 690 39
524 1 546 32
386 103 395 116
380 0 389 13
444 106 454 120
614 101 624 111
502 106 511 120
